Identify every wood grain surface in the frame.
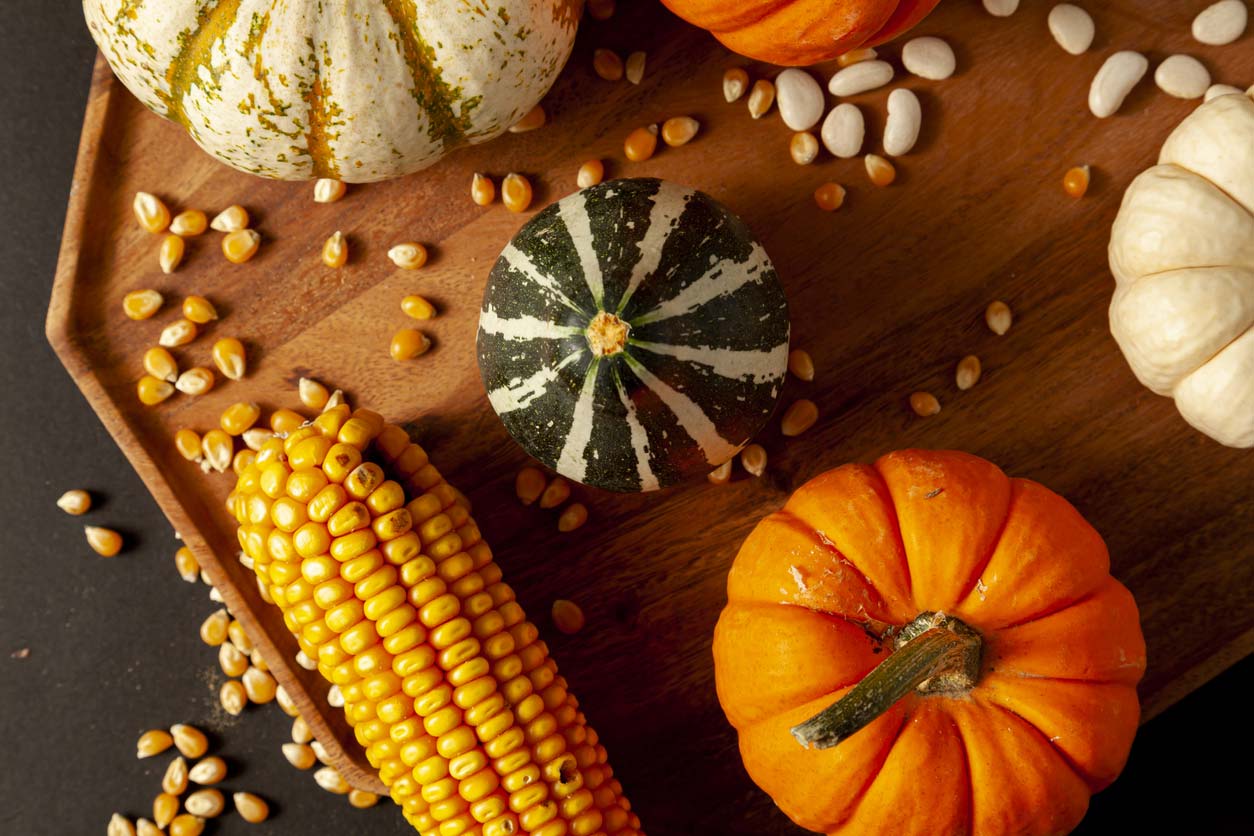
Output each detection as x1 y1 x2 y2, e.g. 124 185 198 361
48 2 1254 833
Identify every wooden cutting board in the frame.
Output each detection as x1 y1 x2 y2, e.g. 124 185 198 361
49 2 1254 833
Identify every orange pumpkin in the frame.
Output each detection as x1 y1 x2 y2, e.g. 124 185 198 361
713 450 1145 836
661 0 942 66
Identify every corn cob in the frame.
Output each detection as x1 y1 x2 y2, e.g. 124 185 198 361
228 405 640 836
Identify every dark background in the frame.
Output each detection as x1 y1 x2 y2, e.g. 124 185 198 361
1 4 1251 835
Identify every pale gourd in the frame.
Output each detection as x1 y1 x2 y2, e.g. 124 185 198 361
83 1 579 182
1108 90 1254 447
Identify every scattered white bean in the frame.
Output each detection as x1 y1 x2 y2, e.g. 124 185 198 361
1192 1 1248 46
828 60 894 96
901 37 956 80
1154 55 1211 99
1204 83 1245 101
983 0 1020 16
1048 4 1096 55
1089 51 1149 118
774 69 825 131
883 89 922 156
820 104 865 158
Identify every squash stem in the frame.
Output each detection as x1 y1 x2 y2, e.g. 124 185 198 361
790 612 982 750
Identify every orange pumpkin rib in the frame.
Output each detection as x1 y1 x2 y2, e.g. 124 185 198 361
866 0 943 47
659 0 795 32
977 675 1140 791
947 700 1092 836
713 1 898 67
873 450 1013 614
714 601 886 728
737 690 906 834
727 511 898 624
952 478 1112 630
984 578 1147 686
780 463 916 623
832 699 970 836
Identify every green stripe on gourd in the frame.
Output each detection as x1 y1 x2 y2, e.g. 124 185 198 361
478 178 791 492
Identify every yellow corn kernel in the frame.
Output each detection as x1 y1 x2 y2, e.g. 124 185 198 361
814 182 847 212
175 429 202 462
315 766 351 794
790 131 819 165
202 429 234 473
722 67 749 103
471 173 496 206
910 390 941 417
56 488 92 516
200 609 229 646
501 174 533 213
509 104 546 133
660 116 699 147
551 600 585 635
283 742 317 770
168 814 205 836
314 178 347 204
162 756 189 795
210 337 246 381
538 478 570 510
391 328 431 362
170 209 207 236
557 503 588 533
837 46 877 67
182 295 219 324
222 229 261 264
623 125 658 162
170 723 209 758
576 160 604 190
592 48 623 81
221 402 261 436
401 295 437 320
348 789 380 809
175 367 215 396
85 525 123 556
153 793 179 828
389 242 429 270
123 289 163 321
159 318 198 348
271 408 306 434
243 666 277 703
322 230 348 268
299 377 330 411
865 153 897 187
159 234 185 274
220 680 247 715
219 642 248 677
137 729 174 759
233 792 270 823
133 192 170 233
142 347 178 383
210 205 249 233
187 755 226 785
1063 164 1090 198
747 79 775 118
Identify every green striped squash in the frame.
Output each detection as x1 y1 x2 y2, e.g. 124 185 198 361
478 178 790 492
83 0 580 182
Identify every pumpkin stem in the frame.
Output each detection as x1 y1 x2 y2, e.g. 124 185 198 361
790 612 982 750
586 311 630 357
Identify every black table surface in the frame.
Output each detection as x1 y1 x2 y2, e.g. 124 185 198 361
2 4 1251 835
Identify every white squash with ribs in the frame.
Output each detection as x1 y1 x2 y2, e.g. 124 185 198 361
83 0 580 182
1109 90 1254 448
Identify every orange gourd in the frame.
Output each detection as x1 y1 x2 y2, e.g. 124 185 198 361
661 0 942 66
713 450 1145 836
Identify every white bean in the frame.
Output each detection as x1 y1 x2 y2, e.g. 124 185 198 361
983 0 1020 16
883 89 922 157
828 60 894 96
902 37 956 80
1048 4 1095 55
1089 51 1149 118
1154 55 1211 99
774 69 825 131
820 104 865 158
1192 0 1248 46
1204 83 1244 101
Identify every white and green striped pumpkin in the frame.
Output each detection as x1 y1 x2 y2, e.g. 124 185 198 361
83 0 580 182
478 178 790 492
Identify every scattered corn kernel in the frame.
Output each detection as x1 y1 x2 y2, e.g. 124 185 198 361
202 429 233 472
865 154 897 187
791 131 820 165
788 349 815 381
211 337 246 381
219 642 248 677
85 525 123 556
123 289 163 321
509 104 547 133
181 295 218 324
389 328 431 361
748 79 775 118
310 741 330 764
539 477 571 509
741 444 767 477
168 814 205 836
188 755 226 785
708 460 733 485
956 355 983 390
143 347 179 383
298 377 330 411
200 609 230 646
593 48 624 81
323 389 346 412
401 294 437 320
242 427 273 451
577 159 605 189
174 429 202 463
322 230 348 268
502 173 534 213
388 242 428 270
136 818 162 836
313 178 347 204
1063 164 1090 198
184 789 224 818
175 367 215 396
781 399 819 436
837 47 877 67
625 124 659 161
348 789 380 809
516 467 546 505
985 300 1013 335
170 209 207 236
162 756 189 795
234 792 270 824
291 716 312 744
283 742 317 770
242 665 277 704
209 205 248 233
158 318 198 348
220 680 247 715
56 489 91 516
137 729 174 759
588 0 615 20
220 401 261 436
724 67 749 102
910 391 941 416
814 182 847 211
133 192 171 233
471 172 496 206
222 229 261 264
551 599 586 634
558 502 589 532
315 767 350 794
625 50 647 84
174 546 199 582
152 793 179 829
159 234 185 274
108 813 136 836
661 116 700 147
137 375 175 406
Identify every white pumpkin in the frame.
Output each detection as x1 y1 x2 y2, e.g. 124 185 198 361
83 0 580 182
1108 89 1254 448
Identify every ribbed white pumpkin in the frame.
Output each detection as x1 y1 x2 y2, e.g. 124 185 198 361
1109 89 1254 448
83 0 580 182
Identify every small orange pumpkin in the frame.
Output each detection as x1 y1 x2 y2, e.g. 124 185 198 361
713 450 1145 836
661 0 942 66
